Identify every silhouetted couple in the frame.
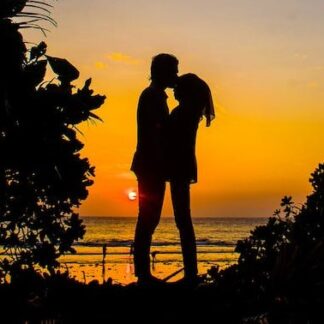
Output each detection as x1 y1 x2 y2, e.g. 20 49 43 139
131 54 215 286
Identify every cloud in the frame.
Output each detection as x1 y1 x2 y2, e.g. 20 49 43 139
312 66 324 71
94 61 107 70
307 81 320 89
106 52 140 65
294 53 308 61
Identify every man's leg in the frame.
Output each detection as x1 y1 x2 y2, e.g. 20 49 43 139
134 177 165 280
171 181 198 279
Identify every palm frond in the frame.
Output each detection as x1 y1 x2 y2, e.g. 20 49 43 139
18 18 44 24
89 112 103 123
25 4 52 15
17 12 57 27
72 126 84 137
28 0 54 8
12 0 58 34
19 24 50 36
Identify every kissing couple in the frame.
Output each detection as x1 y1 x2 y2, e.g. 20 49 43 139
131 53 215 286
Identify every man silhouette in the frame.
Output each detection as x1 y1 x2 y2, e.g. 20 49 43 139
131 53 179 284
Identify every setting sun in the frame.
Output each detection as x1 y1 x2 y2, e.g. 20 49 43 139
127 190 137 201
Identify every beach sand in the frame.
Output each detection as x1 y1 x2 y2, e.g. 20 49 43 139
58 258 235 285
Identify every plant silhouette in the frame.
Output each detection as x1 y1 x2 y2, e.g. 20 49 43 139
0 1 106 281
206 163 324 322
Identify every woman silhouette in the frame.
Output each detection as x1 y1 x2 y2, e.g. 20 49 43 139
168 73 215 284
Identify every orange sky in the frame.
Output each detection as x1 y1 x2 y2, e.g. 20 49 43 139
26 0 324 217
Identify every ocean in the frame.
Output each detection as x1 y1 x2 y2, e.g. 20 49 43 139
58 217 267 285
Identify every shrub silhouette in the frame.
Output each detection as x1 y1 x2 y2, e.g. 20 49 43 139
0 1 106 280
207 163 324 321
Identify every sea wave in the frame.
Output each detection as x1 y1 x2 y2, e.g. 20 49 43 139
74 238 237 248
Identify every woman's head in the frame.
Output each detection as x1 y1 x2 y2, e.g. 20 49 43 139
174 73 215 126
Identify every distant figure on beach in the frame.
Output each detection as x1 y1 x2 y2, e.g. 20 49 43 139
131 53 179 284
168 73 215 284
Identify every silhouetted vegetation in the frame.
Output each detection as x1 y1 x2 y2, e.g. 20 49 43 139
205 163 324 322
0 1 105 280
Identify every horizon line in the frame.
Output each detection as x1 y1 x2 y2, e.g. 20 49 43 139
80 215 269 219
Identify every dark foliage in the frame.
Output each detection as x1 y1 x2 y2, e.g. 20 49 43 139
0 1 106 280
206 163 324 322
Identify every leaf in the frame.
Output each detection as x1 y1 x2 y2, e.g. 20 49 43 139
46 56 80 83
87 166 95 177
84 78 92 89
24 59 47 86
281 196 293 207
30 41 47 61
63 128 77 141
16 12 57 27
89 112 103 122
25 3 52 15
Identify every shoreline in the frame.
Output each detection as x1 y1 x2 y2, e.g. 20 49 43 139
59 259 236 285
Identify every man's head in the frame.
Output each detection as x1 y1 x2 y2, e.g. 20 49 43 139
150 53 179 88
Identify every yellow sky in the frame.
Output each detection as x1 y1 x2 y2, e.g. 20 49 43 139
26 0 324 217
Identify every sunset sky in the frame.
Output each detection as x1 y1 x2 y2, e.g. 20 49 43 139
27 0 324 217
